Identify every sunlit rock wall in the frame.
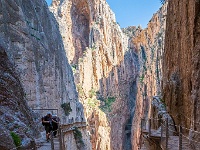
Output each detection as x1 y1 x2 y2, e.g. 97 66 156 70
163 0 200 149
50 0 139 149
0 41 40 149
127 3 168 150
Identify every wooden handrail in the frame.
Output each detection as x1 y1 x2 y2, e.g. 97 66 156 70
50 131 54 150
179 125 182 150
166 118 168 150
57 122 87 149
149 119 151 136
140 117 200 150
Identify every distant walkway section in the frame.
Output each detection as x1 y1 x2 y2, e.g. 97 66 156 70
140 117 200 150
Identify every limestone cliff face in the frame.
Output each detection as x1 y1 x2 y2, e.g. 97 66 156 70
0 0 87 149
50 0 139 149
126 4 167 150
163 0 200 149
0 0 84 122
0 42 40 149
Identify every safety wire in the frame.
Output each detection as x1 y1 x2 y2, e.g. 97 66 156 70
161 122 200 145
161 122 179 134
172 113 200 125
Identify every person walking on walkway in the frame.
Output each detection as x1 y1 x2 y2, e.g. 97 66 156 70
42 112 54 142
52 114 60 137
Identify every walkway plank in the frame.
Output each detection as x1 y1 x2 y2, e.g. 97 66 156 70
141 124 191 150
37 137 60 150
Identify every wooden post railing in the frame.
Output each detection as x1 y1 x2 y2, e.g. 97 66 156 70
50 131 54 150
179 125 182 150
62 129 65 150
165 118 168 150
59 126 63 150
57 122 87 150
149 119 151 136
141 119 143 131
161 120 163 147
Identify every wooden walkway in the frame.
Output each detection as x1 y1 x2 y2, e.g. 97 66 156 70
140 118 191 150
37 137 60 150
36 122 87 150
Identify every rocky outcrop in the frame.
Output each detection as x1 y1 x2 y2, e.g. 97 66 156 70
163 0 200 149
0 42 39 149
50 0 139 149
0 0 87 149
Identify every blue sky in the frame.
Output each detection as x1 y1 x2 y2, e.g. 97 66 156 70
46 0 161 28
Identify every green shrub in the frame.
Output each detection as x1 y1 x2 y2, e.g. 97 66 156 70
10 132 22 148
76 84 84 97
87 98 99 108
139 74 144 83
99 97 115 112
88 88 96 98
61 102 72 116
73 127 84 146
160 98 166 107
71 64 77 74
73 127 83 139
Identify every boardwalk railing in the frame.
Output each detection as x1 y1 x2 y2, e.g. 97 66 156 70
39 121 87 150
141 118 162 136
141 117 200 150
55 121 87 150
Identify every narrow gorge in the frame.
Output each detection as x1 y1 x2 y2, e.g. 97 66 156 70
0 0 200 150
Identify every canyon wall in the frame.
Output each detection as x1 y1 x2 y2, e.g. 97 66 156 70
0 0 84 123
0 42 40 149
127 3 167 150
0 0 88 149
50 0 139 149
163 0 200 149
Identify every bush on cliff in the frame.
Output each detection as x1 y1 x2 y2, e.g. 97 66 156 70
61 102 72 116
10 132 22 148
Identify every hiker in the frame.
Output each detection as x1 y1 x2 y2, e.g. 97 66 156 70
52 114 60 137
42 112 54 142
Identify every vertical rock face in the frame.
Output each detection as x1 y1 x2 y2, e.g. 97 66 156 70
163 0 200 148
0 0 87 149
50 0 139 149
0 43 39 149
127 4 167 150
0 0 84 121
163 0 194 128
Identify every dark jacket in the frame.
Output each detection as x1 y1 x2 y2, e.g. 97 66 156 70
42 115 53 127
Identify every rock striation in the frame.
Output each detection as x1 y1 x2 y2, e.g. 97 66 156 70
0 42 39 149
